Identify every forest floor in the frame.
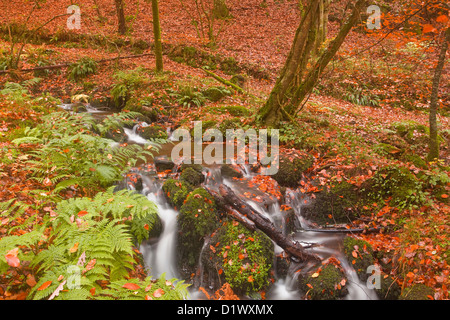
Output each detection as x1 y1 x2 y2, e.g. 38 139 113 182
0 0 449 300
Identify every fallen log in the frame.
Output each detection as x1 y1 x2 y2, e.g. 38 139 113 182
216 184 321 263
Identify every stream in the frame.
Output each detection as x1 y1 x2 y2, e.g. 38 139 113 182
63 103 379 300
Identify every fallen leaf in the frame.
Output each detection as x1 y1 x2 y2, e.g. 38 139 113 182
153 288 165 297
37 281 52 291
69 242 79 253
122 283 140 290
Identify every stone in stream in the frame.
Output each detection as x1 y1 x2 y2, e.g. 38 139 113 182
154 156 175 172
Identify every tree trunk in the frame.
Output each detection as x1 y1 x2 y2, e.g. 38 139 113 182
258 0 366 127
428 27 449 161
114 0 127 35
151 0 164 72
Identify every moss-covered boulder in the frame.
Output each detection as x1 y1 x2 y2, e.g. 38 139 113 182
221 164 243 179
105 126 127 143
162 179 193 209
375 274 401 300
298 263 349 300
342 236 374 283
177 188 219 275
137 124 168 140
206 221 274 295
220 105 250 117
180 167 205 186
369 165 424 210
399 284 434 300
302 180 366 225
230 74 246 88
202 86 230 102
272 152 313 188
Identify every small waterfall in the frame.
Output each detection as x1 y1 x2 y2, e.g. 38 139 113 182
139 179 180 279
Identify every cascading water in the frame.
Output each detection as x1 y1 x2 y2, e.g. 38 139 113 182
119 120 378 300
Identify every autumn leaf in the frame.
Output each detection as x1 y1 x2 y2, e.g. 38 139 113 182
69 242 79 253
352 250 358 258
441 194 448 199
153 288 165 297
422 24 437 34
5 247 20 267
77 210 88 217
26 274 37 287
247 275 254 282
436 15 449 24
311 272 320 278
90 287 96 296
144 224 149 230
122 283 140 290
37 281 52 291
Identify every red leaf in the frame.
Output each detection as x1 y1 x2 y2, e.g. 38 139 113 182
122 283 140 290
77 210 88 217
5 248 20 267
37 281 52 291
423 24 437 34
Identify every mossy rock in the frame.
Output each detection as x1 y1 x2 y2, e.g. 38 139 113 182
401 153 427 169
375 275 401 300
202 86 230 102
180 167 205 186
218 117 242 135
220 105 250 117
399 284 434 300
298 264 349 300
342 236 374 282
302 180 370 225
221 57 240 75
177 188 219 272
179 163 203 174
369 165 424 209
105 126 127 143
162 179 193 209
230 74 246 88
272 152 314 188
221 164 243 179
210 222 274 295
137 124 168 140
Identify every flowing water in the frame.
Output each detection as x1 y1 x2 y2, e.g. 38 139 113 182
68 103 378 300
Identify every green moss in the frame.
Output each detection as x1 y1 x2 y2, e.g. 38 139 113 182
369 165 425 210
220 105 251 117
375 275 401 300
217 222 274 295
202 86 231 102
272 153 314 188
180 167 205 186
399 284 434 300
342 236 374 282
162 179 193 209
299 264 348 300
137 124 168 140
177 188 219 268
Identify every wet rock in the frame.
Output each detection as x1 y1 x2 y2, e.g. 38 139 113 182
375 275 401 300
137 124 168 140
301 181 365 225
220 164 243 179
154 157 175 172
342 236 374 283
180 167 205 186
105 126 127 143
177 188 219 278
272 151 313 188
162 179 193 209
298 263 349 300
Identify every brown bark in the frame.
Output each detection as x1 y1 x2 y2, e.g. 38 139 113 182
114 0 127 35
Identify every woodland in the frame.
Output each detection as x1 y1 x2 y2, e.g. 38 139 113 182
0 0 449 302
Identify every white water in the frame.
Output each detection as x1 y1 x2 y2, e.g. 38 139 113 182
124 124 378 300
